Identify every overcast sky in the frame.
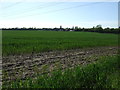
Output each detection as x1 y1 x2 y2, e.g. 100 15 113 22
0 1 118 28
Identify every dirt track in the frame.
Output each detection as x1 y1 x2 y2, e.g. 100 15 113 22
2 46 118 83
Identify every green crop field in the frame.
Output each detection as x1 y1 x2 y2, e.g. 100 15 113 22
2 30 118 56
2 30 119 89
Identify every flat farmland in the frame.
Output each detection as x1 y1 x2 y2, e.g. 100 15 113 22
2 30 118 56
2 30 119 88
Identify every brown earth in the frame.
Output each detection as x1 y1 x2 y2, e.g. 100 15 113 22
2 46 118 84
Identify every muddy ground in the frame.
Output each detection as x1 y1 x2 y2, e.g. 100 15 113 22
2 46 118 84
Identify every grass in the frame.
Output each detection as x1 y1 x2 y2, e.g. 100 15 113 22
2 30 118 56
2 55 119 88
2 30 119 88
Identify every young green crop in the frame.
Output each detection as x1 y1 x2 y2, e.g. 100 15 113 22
2 30 118 56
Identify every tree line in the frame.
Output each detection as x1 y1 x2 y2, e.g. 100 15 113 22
1 25 120 34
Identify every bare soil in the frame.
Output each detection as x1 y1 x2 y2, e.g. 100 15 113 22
2 46 118 84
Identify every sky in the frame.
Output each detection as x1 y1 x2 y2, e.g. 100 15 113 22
0 1 119 28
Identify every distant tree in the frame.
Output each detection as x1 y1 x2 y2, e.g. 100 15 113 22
96 25 102 28
78 27 82 31
60 25 62 29
72 26 74 30
95 25 103 33
65 27 70 31
103 27 110 33
75 26 79 31
91 26 95 32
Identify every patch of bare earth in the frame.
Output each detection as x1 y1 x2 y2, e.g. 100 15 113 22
2 46 118 84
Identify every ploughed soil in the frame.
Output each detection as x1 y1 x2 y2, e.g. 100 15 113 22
2 46 118 84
